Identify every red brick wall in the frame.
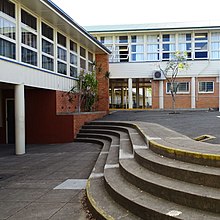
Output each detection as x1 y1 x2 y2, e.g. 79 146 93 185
151 81 160 109
95 54 109 112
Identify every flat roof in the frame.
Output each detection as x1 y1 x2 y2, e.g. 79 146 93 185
85 21 220 33
16 0 111 54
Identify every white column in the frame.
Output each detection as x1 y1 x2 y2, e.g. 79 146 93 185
219 74 220 112
15 84 25 155
128 78 133 109
159 80 164 109
191 77 196 109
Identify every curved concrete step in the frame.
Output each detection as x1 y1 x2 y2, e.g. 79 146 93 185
119 158 220 213
104 167 220 220
134 148 220 188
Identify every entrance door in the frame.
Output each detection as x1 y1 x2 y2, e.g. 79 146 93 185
6 99 15 144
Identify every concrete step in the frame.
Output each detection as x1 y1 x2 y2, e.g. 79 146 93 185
105 166 220 220
134 148 220 188
120 158 220 213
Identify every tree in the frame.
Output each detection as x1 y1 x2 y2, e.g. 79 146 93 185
159 51 189 113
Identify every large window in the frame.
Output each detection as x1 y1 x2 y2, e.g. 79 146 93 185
0 38 15 59
211 32 220 59
0 17 16 39
162 34 176 60
57 32 67 74
0 0 15 18
131 35 144 61
88 51 93 72
166 82 190 93
199 81 214 93
146 35 159 61
70 40 78 77
21 9 37 66
194 33 208 59
80 46 86 70
178 33 192 59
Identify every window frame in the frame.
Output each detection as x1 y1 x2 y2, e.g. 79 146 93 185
166 82 190 94
198 81 214 93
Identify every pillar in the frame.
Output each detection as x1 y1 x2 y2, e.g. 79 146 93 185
159 80 164 109
191 77 196 109
0 90 2 127
143 87 146 109
15 84 25 155
121 87 124 108
128 78 133 109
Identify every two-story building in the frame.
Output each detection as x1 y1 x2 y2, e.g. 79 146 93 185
86 22 220 111
0 0 110 155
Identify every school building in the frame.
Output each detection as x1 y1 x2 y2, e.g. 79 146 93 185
0 0 110 154
86 22 220 110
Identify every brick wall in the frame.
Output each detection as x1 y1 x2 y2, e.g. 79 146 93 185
95 54 109 112
151 81 160 109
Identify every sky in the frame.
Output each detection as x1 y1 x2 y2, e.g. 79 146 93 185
52 0 220 27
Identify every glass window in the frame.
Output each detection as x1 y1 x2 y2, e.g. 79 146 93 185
57 61 67 75
119 36 128 43
0 0 15 18
22 28 37 48
0 17 16 39
167 82 189 93
211 32 220 59
57 32 66 47
80 58 86 69
21 9 37 30
80 46 86 58
42 39 53 55
42 55 54 71
57 47 66 61
21 47 37 66
41 22 53 41
70 40 77 53
195 33 208 41
70 53 77 65
0 38 15 59
70 66 77 78
163 34 170 42
100 36 104 43
199 82 214 92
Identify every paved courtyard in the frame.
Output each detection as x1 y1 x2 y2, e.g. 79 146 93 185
0 109 220 219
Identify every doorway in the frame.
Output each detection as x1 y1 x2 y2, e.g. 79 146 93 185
6 99 15 144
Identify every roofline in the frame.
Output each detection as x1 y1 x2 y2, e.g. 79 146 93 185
42 0 111 54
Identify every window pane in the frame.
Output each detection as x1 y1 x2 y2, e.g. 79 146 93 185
21 47 37 66
22 28 37 48
119 36 128 43
88 52 93 62
163 34 170 42
57 32 66 47
70 53 77 65
0 0 15 18
88 62 93 72
42 55 54 71
0 17 16 39
195 42 207 50
42 39 53 55
57 47 66 61
195 52 208 58
42 22 53 40
80 47 86 58
57 61 67 75
70 40 77 52
0 38 15 59
195 33 208 41
206 82 214 92
80 58 86 69
199 82 213 92
70 66 77 77
21 9 37 30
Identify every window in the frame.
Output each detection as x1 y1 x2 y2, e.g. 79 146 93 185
70 53 77 65
57 32 66 47
0 0 15 18
57 47 66 61
211 32 220 59
119 36 128 43
199 82 214 93
194 33 208 59
21 9 37 30
166 82 189 93
131 35 144 61
146 35 159 61
70 66 77 78
0 17 16 39
21 47 37 66
80 46 86 58
57 61 67 75
80 46 86 69
42 22 53 41
70 40 77 53
100 36 112 44
22 28 37 48
0 38 15 59
57 32 67 74
70 40 78 77
42 55 54 71
162 34 175 60
178 33 192 59
88 51 93 72
42 39 53 55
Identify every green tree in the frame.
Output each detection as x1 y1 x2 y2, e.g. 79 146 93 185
159 51 189 113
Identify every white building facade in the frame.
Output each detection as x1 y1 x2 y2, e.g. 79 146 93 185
86 22 220 110
0 0 110 154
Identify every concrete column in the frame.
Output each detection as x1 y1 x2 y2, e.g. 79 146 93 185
0 90 2 127
15 84 25 155
128 78 133 109
219 74 220 112
191 77 196 109
136 80 139 108
111 84 115 107
159 80 164 109
121 87 124 108
143 87 146 109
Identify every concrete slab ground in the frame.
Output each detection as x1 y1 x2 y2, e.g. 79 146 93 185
104 110 220 144
0 142 101 219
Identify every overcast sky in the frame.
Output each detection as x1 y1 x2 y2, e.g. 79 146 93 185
52 0 220 26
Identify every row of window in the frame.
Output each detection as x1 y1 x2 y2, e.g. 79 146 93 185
0 0 94 77
98 32 220 62
166 81 214 94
